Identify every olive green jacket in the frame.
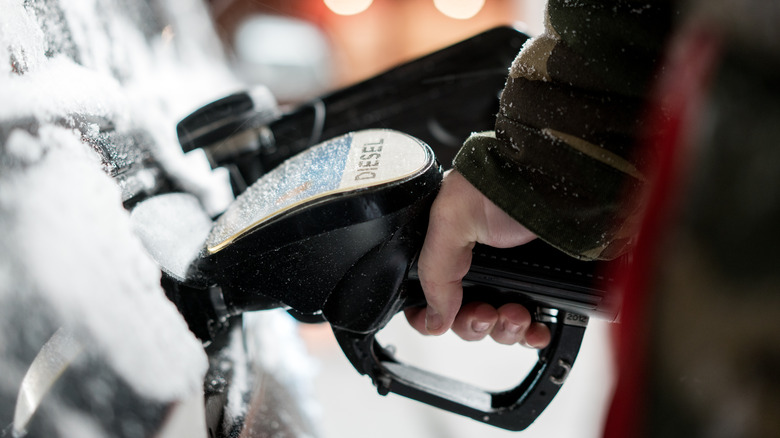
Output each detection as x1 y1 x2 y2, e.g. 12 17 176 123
454 0 675 260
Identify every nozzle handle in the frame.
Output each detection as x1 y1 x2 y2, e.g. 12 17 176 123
333 239 622 431
332 303 587 431
411 239 623 321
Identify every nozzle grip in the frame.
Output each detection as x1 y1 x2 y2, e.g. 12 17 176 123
332 306 586 431
462 240 622 321
333 238 621 431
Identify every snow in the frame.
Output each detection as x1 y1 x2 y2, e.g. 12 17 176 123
130 193 213 281
219 325 252 431
1 124 207 401
0 56 126 125
0 0 313 436
242 311 321 438
244 311 321 421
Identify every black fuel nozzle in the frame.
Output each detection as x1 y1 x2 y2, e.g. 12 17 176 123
166 129 622 431
176 26 529 195
191 129 441 331
165 24 625 432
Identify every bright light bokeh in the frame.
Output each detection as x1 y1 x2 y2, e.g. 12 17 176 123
324 0 373 16
433 0 485 19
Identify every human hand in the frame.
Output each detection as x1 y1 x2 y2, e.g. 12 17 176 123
404 171 551 348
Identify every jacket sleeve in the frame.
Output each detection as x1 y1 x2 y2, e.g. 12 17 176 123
453 0 676 260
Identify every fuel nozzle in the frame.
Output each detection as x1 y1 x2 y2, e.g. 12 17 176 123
136 128 620 431
194 129 442 333
176 26 530 195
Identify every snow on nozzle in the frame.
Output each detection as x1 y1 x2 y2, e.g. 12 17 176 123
192 129 442 325
205 129 436 254
168 128 615 432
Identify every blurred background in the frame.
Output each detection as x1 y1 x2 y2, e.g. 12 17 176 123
206 0 544 102
201 2 615 437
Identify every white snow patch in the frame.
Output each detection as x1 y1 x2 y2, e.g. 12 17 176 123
130 193 213 281
244 311 321 422
4 129 45 164
0 0 321 432
0 125 208 401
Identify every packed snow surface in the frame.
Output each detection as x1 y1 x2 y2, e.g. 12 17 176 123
0 0 262 431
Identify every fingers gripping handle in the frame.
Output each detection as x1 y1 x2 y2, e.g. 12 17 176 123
332 238 615 431
332 309 587 431
180 124 614 430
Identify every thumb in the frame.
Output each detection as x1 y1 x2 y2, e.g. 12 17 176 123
416 172 480 335
417 239 473 335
